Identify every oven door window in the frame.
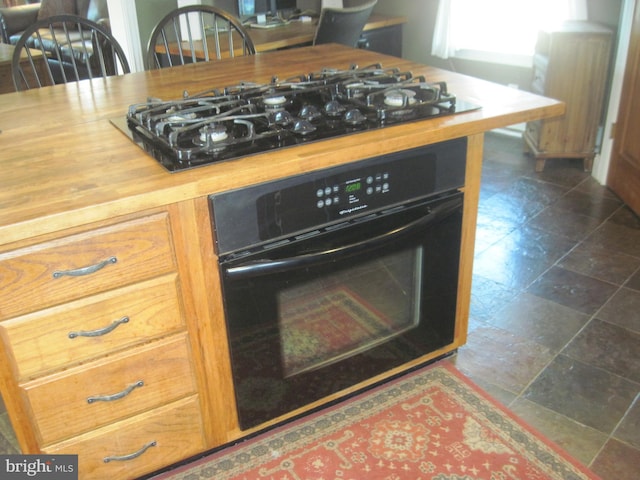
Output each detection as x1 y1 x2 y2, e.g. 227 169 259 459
278 246 422 378
220 192 462 429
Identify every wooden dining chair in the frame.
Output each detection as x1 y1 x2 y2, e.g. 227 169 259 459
11 14 130 91
313 0 377 48
146 5 256 70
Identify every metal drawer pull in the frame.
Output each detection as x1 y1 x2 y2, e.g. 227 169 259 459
87 380 144 404
68 316 129 339
103 441 157 463
52 256 117 278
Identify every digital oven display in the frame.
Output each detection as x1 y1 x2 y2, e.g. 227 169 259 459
345 181 362 193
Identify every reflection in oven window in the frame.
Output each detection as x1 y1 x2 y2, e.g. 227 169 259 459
278 247 422 377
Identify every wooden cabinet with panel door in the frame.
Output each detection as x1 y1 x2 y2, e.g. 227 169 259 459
524 21 613 172
608 0 640 215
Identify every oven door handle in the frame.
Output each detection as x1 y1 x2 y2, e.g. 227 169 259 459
224 195 462 280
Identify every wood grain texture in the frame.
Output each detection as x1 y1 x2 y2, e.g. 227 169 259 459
524 22 612 171
0 44 563 247
0 213 176 318
1 273 184 381
21 333 197 446
166 198 239 447
44 395 206 480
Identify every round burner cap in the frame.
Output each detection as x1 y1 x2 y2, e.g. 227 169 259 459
264 96 287 107
384 89 417 107
197 124 228 145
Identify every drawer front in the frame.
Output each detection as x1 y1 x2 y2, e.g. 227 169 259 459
0 213 176 319
1 274 185 381
44 395 205 480
23 333 196 445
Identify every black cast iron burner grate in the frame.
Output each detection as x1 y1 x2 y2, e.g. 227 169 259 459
117 63 481 172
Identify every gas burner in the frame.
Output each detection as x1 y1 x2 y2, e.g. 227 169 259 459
195 124 229 146
117 63 480 171
308 64 407 83
384 89 417 106
263 96 288 107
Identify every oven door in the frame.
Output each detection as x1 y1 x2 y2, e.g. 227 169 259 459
219 191 463 429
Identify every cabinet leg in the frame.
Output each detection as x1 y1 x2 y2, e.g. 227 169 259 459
535 158 546 172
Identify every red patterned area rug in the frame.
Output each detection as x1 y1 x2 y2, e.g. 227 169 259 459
150 362 599 480
280 287 410 377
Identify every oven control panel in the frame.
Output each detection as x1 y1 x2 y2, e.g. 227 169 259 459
210 137 467 255
315 171 390 211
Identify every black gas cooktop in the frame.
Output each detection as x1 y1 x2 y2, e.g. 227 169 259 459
113 63 480 172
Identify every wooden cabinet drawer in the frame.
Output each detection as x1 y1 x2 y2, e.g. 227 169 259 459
22 333 196 445
0 213 176 319
1 274 185 381
44 395 205 480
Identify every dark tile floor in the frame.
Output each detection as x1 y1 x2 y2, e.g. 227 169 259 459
449 131 640 479
1 132 638 479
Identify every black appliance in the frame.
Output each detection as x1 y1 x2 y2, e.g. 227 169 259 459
118 64 480 171
210 137 467 429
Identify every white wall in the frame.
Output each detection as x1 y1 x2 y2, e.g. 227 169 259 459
106 0 143 72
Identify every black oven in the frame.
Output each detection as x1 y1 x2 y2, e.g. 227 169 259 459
210 137 467 429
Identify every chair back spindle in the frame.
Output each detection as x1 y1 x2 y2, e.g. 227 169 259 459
147 6 255 70
12 14 130 91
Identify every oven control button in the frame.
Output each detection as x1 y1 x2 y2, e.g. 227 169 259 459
383 182 389 191
325 197 333 206
316 188 324 198
366 176 373 184
324 187 332 196
334 196 340 204
317 200 325 208
366 187 374 195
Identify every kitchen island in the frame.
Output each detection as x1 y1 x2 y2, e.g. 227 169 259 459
0 45 563 479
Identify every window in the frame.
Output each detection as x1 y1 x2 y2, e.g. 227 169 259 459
432 0 587 67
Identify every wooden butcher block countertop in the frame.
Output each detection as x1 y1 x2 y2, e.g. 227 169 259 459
0 44 563 247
